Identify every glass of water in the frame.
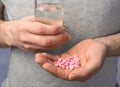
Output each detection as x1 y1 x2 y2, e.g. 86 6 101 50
35 0 64 26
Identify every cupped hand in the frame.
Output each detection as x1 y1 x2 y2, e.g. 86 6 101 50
1 16 71 51
35 39 107 81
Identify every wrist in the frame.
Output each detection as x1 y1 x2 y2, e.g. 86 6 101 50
0 20 17 47
94 36 116 57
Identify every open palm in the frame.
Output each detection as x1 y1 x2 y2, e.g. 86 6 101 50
35 39 107 81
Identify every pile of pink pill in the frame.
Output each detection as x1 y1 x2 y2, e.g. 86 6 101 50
55 55 81 70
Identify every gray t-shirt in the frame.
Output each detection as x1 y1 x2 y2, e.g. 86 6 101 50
1 0 120 87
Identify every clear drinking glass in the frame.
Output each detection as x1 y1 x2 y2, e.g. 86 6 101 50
35 0 64 26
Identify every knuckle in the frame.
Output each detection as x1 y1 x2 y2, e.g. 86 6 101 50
17 21 26 32
52 26 61 33
52 26 63 33
19 34 27 42
38 26 45 34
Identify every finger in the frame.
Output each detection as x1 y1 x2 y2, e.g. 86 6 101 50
46 34 71 50
35 53 69 80
22 32 70 48
42 62 65 79
35 53 59 61
35 53 51 65
35 53 59 77
21 34 70 51
26 22 65 35
42 61 69 80
21 42 45 51
69 56 103 82
68 67 93 81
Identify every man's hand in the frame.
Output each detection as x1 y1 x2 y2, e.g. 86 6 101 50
35 39 107 81
0 16 71 51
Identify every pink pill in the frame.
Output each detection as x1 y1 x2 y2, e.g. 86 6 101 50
69 65 74 70
66 66 69 69
74 64 80 68
61 65 66 69
69 61 75 65
55 55 81 70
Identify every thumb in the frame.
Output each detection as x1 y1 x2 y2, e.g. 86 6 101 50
68 56 103 82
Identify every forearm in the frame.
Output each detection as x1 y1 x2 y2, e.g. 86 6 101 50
95 33 120 57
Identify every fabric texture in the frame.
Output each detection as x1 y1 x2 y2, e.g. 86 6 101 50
117 58 120 86
1 0 120 87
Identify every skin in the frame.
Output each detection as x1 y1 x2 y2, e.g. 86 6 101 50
35 33 120 82
0 5 71 51
0 2 120 82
